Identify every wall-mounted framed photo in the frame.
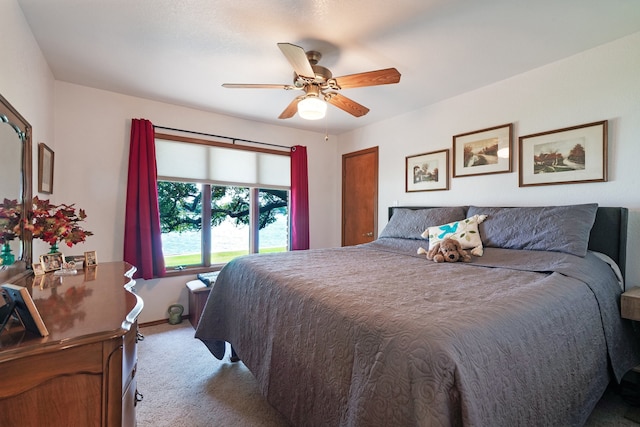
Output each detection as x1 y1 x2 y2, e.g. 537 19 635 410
38 142 55 194
518 120 607 187
452 123 512 178
40 252 64 272
405 149 449 192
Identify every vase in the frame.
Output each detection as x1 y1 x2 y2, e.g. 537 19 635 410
49 242 59 254
1 242 15 265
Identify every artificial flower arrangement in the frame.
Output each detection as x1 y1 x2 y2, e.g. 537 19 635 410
26 196 93 249
0 198 22 245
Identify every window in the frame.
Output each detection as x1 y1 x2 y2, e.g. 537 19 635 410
155 134 290 269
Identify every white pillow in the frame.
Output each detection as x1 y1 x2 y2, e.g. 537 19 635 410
422 214 487 256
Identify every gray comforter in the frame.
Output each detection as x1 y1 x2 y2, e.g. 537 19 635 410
196 238 640 426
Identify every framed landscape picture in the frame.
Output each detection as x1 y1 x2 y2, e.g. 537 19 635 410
519 120 607 187
405 149 449 192
452 123 512 178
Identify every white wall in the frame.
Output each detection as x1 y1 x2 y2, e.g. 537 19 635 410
339 32 640 285
0 0 55 215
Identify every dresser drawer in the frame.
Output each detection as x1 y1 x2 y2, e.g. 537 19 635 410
122 375 137 427
122 322 138 389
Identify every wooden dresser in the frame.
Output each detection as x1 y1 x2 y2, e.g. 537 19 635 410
0 261 143 427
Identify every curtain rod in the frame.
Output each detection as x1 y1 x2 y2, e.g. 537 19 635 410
153 125 290 151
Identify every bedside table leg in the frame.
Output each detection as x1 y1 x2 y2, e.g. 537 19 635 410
230 345 240 362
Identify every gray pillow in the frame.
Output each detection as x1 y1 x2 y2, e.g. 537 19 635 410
379 207 467 240
467 204 598 257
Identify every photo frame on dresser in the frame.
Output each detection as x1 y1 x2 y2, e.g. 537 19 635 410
519 120 607 187
453 123 512 178
1 284 49 336
40 252 64 272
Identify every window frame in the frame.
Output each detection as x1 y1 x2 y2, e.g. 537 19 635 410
155 133 291 276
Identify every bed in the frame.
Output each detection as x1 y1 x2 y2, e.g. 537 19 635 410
195 204 640 426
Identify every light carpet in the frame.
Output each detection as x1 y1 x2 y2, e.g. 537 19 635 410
137 321 638 427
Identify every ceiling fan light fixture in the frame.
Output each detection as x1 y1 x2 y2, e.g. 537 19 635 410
297 96 327 120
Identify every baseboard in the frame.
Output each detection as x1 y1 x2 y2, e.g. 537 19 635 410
139 314 189 328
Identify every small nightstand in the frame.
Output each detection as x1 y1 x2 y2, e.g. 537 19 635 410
621 287 640 321
186 280 212 328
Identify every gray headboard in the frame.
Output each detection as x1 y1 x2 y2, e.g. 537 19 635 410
388 206 628 279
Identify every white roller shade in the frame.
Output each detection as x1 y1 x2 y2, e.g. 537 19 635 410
156 139 290 188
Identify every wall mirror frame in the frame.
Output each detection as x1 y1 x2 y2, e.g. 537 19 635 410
0 93 33 284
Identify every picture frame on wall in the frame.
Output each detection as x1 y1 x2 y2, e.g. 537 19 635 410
518 120 607 187
405 149 449 192
38 142 54 194
452 123 512 178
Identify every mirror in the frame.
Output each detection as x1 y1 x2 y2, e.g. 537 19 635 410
0 93 33 283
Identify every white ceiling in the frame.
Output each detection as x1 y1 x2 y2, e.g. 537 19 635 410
16 0 640 135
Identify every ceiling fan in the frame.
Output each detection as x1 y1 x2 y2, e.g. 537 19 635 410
222 43 401 120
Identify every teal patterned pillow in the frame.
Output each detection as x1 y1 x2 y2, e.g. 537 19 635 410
423 214 487 256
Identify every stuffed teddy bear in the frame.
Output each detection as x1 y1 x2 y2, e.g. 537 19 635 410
418 237 471 263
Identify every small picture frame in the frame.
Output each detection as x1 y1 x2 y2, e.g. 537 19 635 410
84 250 98 267
32 262 45 276
453 123 512 178
38 142 55 194
519 120 607 187
40 252 64 272
66 255 86 269
405 149 449 192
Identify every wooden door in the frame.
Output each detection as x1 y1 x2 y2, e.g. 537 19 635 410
342 146 378 246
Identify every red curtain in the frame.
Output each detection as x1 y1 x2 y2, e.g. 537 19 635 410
290 145 310 250
124 119 166 279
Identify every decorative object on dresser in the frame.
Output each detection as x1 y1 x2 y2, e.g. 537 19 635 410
85 250 98 266
0 261 143 427
1 283 48 336
27 196 93 254
0 198 21 266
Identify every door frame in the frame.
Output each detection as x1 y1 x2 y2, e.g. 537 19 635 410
341 146 379 246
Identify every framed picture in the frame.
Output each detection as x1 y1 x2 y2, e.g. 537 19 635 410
40 252 64 272
453 123 513 178
32 262 45 276
85 250 98 267
519 120 607 187
38 143 55 194
405 149 449 192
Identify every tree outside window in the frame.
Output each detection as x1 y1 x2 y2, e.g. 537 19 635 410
158 181 288 268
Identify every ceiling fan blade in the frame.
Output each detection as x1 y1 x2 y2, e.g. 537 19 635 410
333 68 401 89
278 97 301 119
222 83 297 90
277 43 315 78
325 93 370 117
